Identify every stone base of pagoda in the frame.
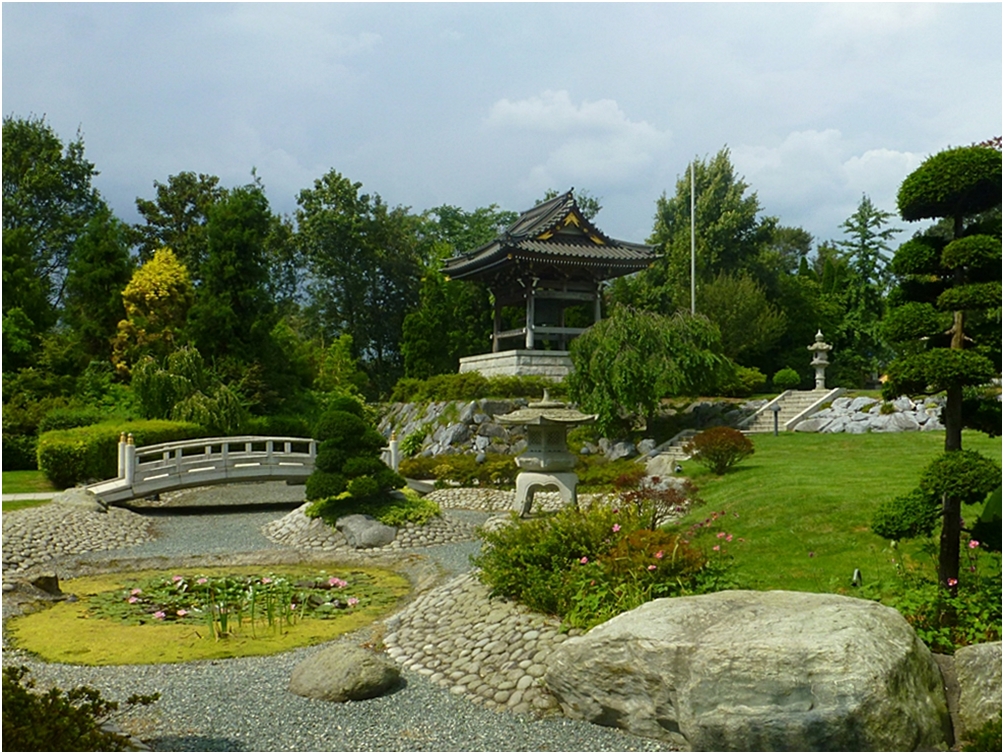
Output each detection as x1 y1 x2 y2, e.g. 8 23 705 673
458 350 572 381
513 471 579 517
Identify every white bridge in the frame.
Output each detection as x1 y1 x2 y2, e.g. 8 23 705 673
87 434 320 504
88 433 401 504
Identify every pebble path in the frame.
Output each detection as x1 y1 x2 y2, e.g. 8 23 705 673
1 485 653 730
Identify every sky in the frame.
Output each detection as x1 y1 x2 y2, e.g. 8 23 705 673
3 2 1001 251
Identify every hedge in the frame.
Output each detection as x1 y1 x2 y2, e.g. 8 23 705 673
37 420 206 489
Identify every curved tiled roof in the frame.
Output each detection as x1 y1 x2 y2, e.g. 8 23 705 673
442 190 655 281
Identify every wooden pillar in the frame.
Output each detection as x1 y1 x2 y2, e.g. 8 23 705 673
493 295 502 353
525 287 535 350
594 281 603 323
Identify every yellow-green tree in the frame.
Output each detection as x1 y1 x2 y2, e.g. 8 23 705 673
111 248 194 377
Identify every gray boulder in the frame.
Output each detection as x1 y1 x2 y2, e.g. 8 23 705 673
53 487 107 512
289 642 400 702
606 441 637 461
335 514 396 548
954 642 1002 740
545 590 950 751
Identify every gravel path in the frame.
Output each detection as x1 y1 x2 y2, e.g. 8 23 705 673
2 486 667 752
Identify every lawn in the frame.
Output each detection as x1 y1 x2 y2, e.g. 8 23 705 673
676 430 1002 595
2 470 58 511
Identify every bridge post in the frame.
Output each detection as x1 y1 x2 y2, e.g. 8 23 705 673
389 433 400 472
124 433 136 485
117 433 127 478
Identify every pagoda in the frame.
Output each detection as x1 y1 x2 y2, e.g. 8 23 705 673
443 190 655 379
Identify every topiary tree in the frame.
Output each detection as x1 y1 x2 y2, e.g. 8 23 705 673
882 142 1002 590
305 395 403 506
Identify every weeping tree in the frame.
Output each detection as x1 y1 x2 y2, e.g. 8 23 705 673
568 306 732 436
881 143 1002 590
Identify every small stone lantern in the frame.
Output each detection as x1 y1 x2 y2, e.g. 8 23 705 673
495 391 596 517
808 330 833 390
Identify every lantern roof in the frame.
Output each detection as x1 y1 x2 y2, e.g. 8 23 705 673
494 390 597 426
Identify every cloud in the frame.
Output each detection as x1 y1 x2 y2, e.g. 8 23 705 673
733 130 924 242
485 90 672 192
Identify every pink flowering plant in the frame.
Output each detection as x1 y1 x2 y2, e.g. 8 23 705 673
90 570 381 640
474 494 743 630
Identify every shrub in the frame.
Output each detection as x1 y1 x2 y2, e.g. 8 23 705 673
963 716 1002 752
304 406 402 504
574 455 646 491
473 500 726 630
36 420 205 488
399 429 425 458
397 453 518 488
388 373 559 403
684 427 755 475
771 367 801 391
36 407 105 434
306 487 439 527
971 487 1002 552
718 365 768 398
2 433 38 471
2 665 159 752
243 415 312 437
872 488 940 540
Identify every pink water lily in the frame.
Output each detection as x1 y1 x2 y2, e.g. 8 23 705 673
712 545 720 552
176 609 188 617
196 578 208 585
153 611 166 620
130 588 142 596
968 540 980 549
171 575 184 583
347 597 359 607
579 556 588 565
127 596 139 604
647 564 657 571
655 551 664 559
261 577 272 584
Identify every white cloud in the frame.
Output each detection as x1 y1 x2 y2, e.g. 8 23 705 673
486 90 672 192
733 130 924 243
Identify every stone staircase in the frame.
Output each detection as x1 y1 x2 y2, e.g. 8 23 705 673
635 429 697 467
741 388 844 434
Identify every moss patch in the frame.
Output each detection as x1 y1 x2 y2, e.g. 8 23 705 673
7 564 409 666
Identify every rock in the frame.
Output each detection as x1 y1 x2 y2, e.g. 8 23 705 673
29 572 62 595
954 642 1002 739
475 452 486 464
606 441 637 461
848 396 878 412
887 412 921 432
645 454 682 479
289 643 400 702
637 439 657 456
892 395 915 411
52 487 107 512
335 514 397 548
792 417 828 432
545 590 950 751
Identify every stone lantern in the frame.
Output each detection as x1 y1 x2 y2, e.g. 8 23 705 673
808 330 833 390
495 391 596 517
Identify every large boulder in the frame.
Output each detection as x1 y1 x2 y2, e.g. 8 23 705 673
954 642 1002 740
289 643 400 702
545 590 950 751
335 514 396 548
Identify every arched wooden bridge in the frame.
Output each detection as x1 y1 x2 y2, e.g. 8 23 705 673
87 434 400 504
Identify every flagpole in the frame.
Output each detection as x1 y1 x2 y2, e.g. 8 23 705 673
690 158 696 315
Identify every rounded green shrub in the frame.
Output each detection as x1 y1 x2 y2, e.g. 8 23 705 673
342 456 387 478
37 407 105 434
314 411 368 446
325 394 365 418
872 488 940 540
2 434 38 471
772 367 801 391
315 445 349 474
347 475 380 499
304 471 346 501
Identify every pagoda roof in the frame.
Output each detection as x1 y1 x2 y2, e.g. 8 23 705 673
442 190 655 282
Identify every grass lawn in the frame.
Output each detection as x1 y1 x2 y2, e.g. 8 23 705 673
2 470 58 512
677 431 1002 595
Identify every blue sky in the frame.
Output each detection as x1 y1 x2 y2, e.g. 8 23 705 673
3 2 1000 249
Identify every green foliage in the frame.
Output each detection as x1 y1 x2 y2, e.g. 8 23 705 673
962 715 1002 752
243 414 312 438
573 455 649 492
2 665 158 752
473 500 722 630
871 488 940 540
306 488 440 527
313 334 368 395
132 171 227 281
696 270 787 363
684 426 755 475
919 450 1002 505
397 453 518 488
296 169 422 396
2 433 38 471
971 487 1002 552
399 429 425 458
882 548 1002 654
388 372 557 403
941 234 1002 271
716 365 768 398
770 366 801 391
37 406 105 433
305 405 401 504
36 419 204 488
897 146 1002 222
568 307 730 436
